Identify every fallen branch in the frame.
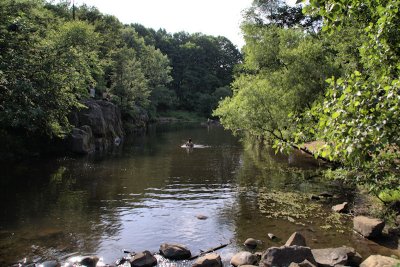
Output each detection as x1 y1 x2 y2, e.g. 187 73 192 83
188 242 230 260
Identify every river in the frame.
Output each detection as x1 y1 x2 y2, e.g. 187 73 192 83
0 124 397 266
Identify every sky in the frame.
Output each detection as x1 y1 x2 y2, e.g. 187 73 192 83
73 0 252 48
74 0 298 49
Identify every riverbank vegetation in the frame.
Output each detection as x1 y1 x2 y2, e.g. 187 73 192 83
0 0 241 158
214 0 399 206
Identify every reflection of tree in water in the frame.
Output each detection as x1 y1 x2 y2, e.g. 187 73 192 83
0 158 126 265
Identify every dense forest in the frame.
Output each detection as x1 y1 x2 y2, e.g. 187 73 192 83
214 0 399 202
0 0 241 157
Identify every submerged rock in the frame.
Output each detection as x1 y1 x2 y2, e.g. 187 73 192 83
260 246 317 267
193 253 222 267
285 232 307 247
230 251 258 267
159 243 191 260
353 216 385 238
311 246 362 267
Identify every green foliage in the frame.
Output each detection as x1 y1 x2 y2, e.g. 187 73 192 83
214 24 337 141
295 0 400 193
0 0 241 158
133 26 242 116
379 189 400 203
0 0 98 138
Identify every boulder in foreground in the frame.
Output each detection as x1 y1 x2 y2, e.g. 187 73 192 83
193 253 222 267
311 246 362 267
159 243 191 260
260 246 317 267
360 255 400 267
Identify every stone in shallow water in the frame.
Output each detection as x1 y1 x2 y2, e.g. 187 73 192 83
130 250 157 267
311 246 362 267
353 216 385 238
196 214 208 220
285 232 307 247
230 251 258 267
332 202 348 213
244 238 258 249
193 253 222 267
159 243 191 260
360 255 400 267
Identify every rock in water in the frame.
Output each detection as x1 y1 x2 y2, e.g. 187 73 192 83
159 243 191 260
311 246 362 267
360 255 400 267
230 252 258 267
332 202 348 213
196 214 208 220
130 251 157 267
193 253 222 267
244 238 258 249
285 232 307 247
260 246 317 267
267 233 277 240
79 256 99 267
353 216 385 238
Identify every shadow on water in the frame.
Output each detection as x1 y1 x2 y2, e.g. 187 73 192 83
0 123 398 266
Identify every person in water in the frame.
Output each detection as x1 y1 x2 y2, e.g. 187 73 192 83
185 138 194 148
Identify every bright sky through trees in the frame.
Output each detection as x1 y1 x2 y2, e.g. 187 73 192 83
73 0 294 48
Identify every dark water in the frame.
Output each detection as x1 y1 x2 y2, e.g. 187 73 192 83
0 124 398 266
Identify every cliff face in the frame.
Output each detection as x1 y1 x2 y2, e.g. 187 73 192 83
68 100 124 154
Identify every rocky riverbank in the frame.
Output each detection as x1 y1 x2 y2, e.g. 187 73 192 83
67 99 124 154
18 228 400 267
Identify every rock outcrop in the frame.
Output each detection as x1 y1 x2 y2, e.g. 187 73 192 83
68 99 123 154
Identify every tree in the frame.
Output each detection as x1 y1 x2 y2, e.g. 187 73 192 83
293 0 400 192
111 47 149 109
0 0 99 138
214 25 337 141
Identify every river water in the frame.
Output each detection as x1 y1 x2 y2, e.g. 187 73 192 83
0 124 398 266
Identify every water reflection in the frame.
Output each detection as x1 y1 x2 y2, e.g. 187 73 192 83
0 124 398 266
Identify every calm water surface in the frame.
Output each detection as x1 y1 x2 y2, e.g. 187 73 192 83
0 124 398 266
